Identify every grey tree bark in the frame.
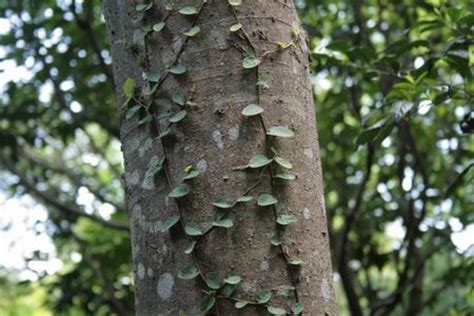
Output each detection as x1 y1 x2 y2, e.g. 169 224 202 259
103 0 336 315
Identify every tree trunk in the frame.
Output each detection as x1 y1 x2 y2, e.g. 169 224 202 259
102 0 336 315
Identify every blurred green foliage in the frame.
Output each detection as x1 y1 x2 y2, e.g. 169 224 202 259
0 0 472 315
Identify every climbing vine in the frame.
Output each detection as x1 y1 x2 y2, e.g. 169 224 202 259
123 0 305 314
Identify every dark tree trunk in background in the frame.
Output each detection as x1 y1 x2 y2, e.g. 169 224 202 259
103 0 336 314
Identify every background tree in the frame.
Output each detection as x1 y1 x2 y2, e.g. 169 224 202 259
0 0 473 315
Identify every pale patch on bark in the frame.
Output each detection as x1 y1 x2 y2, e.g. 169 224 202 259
196 159 208 173
212 129 224 150
241 281 257 293
321 278 331 303
157 272 174 300
227 125 240 141
147 267 154 278
304 148 314 159
303 208 312 220
260 260 270 271
141 176 155 190
137 262 146 279
125 170 140 186
139 137 153 158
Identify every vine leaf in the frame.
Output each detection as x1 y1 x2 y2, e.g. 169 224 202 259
169 64 187 75
205 275 222 290
255 290 272 304
184 170 200 180
122 77 134 106
125 105 140 120
270 237 282 246
179 5 197 15
248 154 272 168
212 218 233 228
224 275 241 285
169 110 187 123
168 183 190 198
276 214 297 226
267 306 287 315
235 300 249 309
257 193 278 206
274 156 293 169
288 256 305 266
242 55 261 69
136 3 153 11
237 195 253 203
184 241 197 254
257 74 270 89
228 0 242 6
230 23 242 32
242 104 264 116
275 170 296 180
172 91 186 105
200 295 216 313
158 214 180 232
144 155 166 179
183 26 200 37
177 265 199 279
212 197 233 209
153 22 165 32
267 126 295 138
222 284 236 297
291 303 304 315
157 127 171 139
184 222 203 236
146 72 160 82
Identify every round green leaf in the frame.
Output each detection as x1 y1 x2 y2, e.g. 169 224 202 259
212 218 233 228
184 222 203 236
177 265 199 279
184 241 196 254
230 23 242 32
235 300 248 309
212 197 233 209
274 156 293 169
228 0 242 6
257 193 278 206
123 77 135 98
159 214 180 232
277 214 297 226
184 170 200 180
275 170 296 181
267 126 295 138
153 22 165 32
267 306 287 315
291 303 304 315
178 5 197 15
168 183 189 198
146 71 160 82
248 154 272 168
136 3 153 11
205 275 222 290
242 104 264 116
200 295 216 313
288 257 304 266
183 26 200 37
169 64 187 75
125 105 140 120
237 195 253 203
172 91 186 105
256 290 272 304
222 284 236 297
242 55 261 69
224 275 241 285
169 110 187 123
270 237 282 246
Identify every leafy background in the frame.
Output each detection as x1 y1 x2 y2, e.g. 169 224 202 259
0 0 472 315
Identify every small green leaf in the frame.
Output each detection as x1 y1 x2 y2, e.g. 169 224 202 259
146 72 160 82
224 275 241 285
288 257 304 266
177 265 199 279
237 195 253 203
200 294 216 313
168 183 190 198
138 115 152 125
274 156 293 169
212 197 233 209
123 78 135 98
228 0 242 6
243 55 261 69
144 155 165 179
267 126 295 138
169 64 187 75
205 275 222 290
153 22 165 32
172 91 186 105
248 154 272 168
255 290 272 304
235 300 249 309
270 237 282 246
169 110 187 123
257 193 278 206
157 127 171 139
212 218 233 228
136 3 153 11
291 303 304 315
183 26 200 37
184 170 200 180
159 214 180 232
275 170 296 181
178 5 197 15
125 105 140 120
242 104 264 116
267 306 287 315
184 241 197 254
277 214 297 226
184 222 203 236
230 23 242 32
257 74 270 89
222 284 236 297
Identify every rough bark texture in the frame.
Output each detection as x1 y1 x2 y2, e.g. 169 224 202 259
103 0 336 315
